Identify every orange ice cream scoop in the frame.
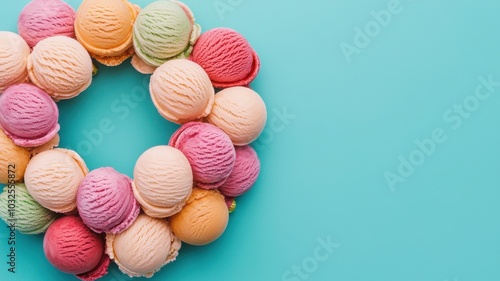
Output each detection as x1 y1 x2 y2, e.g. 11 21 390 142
75 0 140 66
169 188 229 246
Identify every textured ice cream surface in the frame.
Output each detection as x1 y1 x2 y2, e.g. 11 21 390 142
18 0 76 48
0 31 30 93
169 188 229 245
132 146 193 218
191 28 260 88
0 83 60 147
0 129 30 184
0 184 57 234
150 59 214 124
27 36 93 100
75 0 140 66
106 213 181 278
207 86 267 145
77 167 140 234
132 0 200 68
219 145 260 197
44 216 108 280
25 148 88 213
169 122 236 189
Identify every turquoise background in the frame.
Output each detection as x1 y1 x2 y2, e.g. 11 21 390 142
1 0 500 280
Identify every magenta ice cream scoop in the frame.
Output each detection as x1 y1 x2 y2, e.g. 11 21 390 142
169 122 236 189
0 83 60 147
219 145 260 197
18 0 76 48
77 167 140 234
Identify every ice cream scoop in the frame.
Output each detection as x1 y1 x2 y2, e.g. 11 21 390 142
169 122 236 189
44 216 110 281
0 83 60 147
219 145 260 197
0 129 30 184
27 36 93 100
75 0 140 66
150 59 214 124
131 0 201 73
18 0 76 48
106 213 181 278
132 146 193 218
207 86 267 145
191 28 260 88
0 32 30 93
0 184 57 234
25 148 88 213
77 167 140 234
169 188 229 245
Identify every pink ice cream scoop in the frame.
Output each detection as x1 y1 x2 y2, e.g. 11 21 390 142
77 167 140 234
219 145 260 197
169 122 236 189
44 216 110 281
191 28 260 88
0 83 59 147
18 0 76 48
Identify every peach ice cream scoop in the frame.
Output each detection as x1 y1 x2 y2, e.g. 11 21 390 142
207 86 267 146
150 59 214 124
0 32 30 93
132 146 193 218
25 148 88 213
75 0 140 66
106 213 181 278
27 36 93 100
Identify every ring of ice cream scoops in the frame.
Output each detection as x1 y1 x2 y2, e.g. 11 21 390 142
0 0 266 279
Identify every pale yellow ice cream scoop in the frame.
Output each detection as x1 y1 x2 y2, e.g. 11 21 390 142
27 36 93 100
0 31 30 93
24 148 88 213
106 213 181 278
75 0 140 66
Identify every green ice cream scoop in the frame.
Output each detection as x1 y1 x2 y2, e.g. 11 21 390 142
133 0 201 67
0 184 57 234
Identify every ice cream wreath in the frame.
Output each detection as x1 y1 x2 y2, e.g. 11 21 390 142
0 0 265 279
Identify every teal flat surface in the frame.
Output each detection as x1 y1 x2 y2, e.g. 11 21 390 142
2 0 500 280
